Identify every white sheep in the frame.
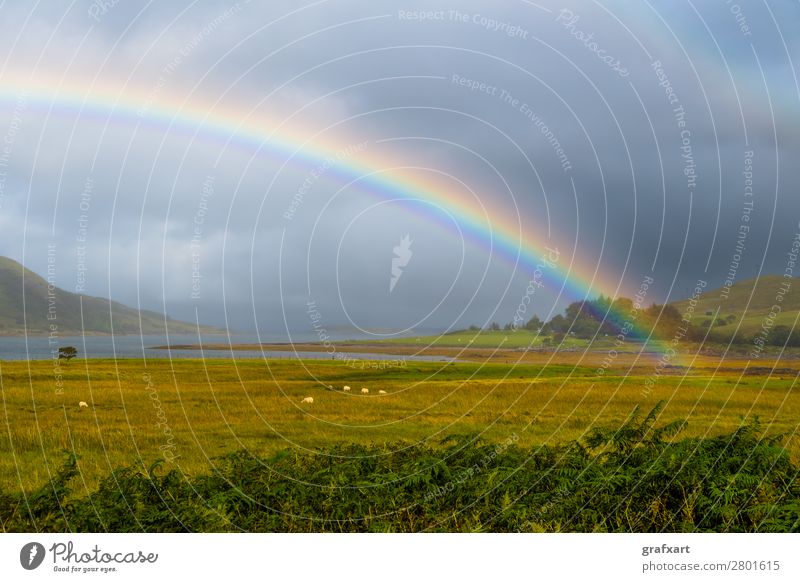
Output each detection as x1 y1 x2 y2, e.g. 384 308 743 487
343 386 351 392
378 390 387 394
79 401 88 408
361 388 369 394
301 396 314 404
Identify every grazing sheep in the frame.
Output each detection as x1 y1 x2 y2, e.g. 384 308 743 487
361 388 369 394
79 401 88 408
301 396 314 404
378 390 387 394
343 386 351 392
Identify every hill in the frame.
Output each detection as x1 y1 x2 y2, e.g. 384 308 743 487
368 274 800 350
671 274 799 344
0 256 211 336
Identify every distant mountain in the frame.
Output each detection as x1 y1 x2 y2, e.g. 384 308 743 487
671 274 799 343
0 256 213 336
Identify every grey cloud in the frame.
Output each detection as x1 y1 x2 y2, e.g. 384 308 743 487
0 0 798 334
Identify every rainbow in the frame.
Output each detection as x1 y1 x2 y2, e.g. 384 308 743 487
0 72 676 357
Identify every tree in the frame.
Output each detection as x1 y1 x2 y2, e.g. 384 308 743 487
644 303 682 335
569 300 606 338
524 315 543 331
769 326 800 347
544 314 569 334
58 346 78 361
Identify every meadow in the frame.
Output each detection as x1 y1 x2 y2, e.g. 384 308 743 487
1 353 798 500
372 329 588 349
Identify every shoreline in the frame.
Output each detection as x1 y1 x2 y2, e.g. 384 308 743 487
148 341 771 367
0 329 223 338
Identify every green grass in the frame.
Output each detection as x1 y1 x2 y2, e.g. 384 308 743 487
673 275 800 314
1 356 799 498
672 275 800 343
369 329 616 349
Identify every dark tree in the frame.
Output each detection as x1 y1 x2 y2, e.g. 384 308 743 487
644 303 682 335
58 346 78 361
544 314 569 334
524 315 543 331
769 326 800 347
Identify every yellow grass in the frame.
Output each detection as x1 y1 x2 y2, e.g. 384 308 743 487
1 355 798 495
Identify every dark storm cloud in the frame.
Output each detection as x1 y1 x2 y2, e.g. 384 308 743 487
0 0 797 334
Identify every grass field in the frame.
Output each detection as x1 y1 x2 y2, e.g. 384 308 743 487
370 329 592 349
1 354 798 497
672 275 800 343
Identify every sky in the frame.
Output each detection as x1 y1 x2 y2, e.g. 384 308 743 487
0 0 797 337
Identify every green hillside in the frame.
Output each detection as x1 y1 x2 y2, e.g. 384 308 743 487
0 256 209 336
672 274 799 343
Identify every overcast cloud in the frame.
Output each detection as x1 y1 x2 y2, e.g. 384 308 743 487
0 0 797 337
